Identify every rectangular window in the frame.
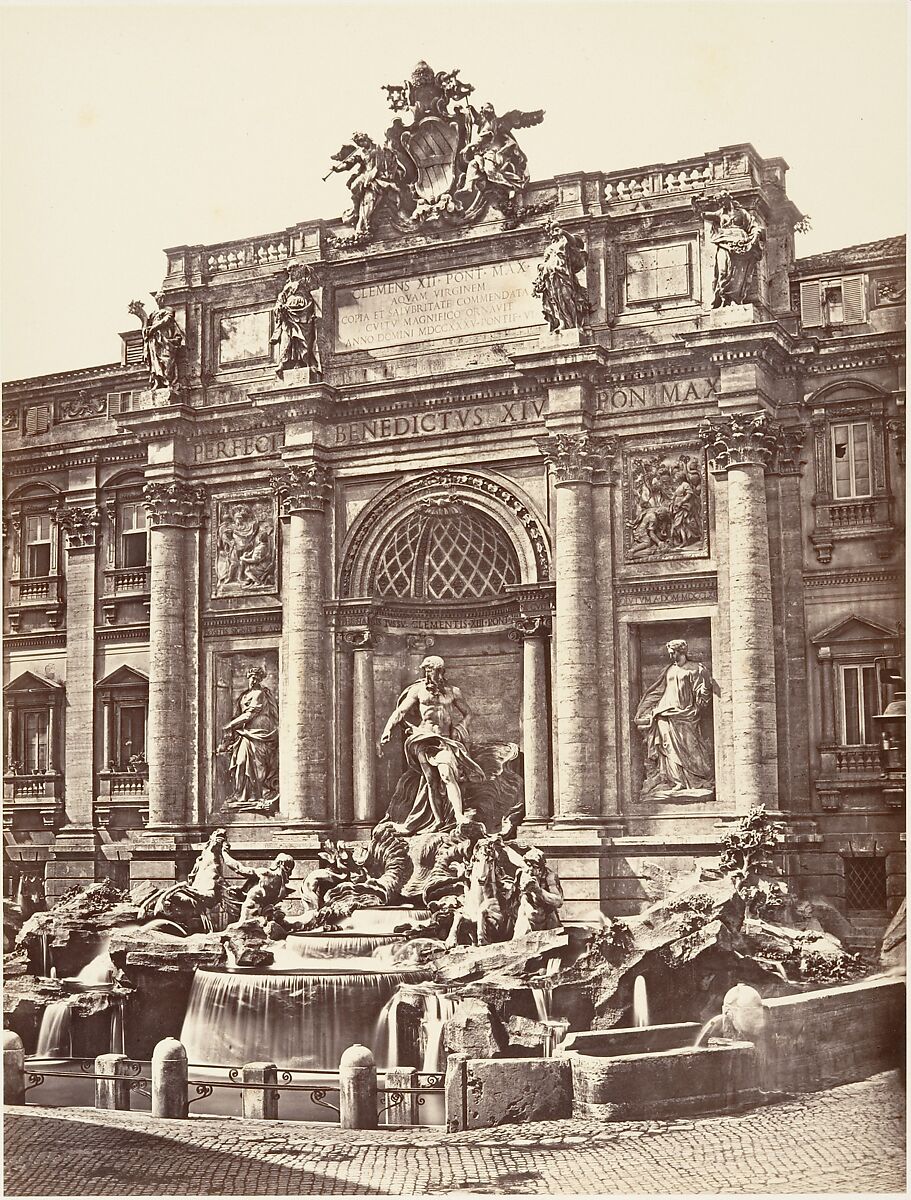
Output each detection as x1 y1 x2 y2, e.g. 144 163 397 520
626 243 691 305
117 704 146 766
119 502 148 568
24 405 52 436
839 663 879 745
24 513 52 577
831 422 872 498
107 391 141 416
844 857 887 911
20 709 48 772
799 275 866 328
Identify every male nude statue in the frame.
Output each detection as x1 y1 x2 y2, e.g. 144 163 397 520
378 655 484 831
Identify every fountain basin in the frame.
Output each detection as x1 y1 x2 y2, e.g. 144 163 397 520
560 1022 761 1120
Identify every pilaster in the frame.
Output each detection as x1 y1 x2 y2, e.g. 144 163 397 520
508 617 552 823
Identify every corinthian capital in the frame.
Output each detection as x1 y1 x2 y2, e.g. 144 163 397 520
270 462 332 514
58 506 101 550
698 411 786 473
142 480 205 528
535 432 617 483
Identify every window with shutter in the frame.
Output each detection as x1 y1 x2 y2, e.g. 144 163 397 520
24 405 51 436
799 280 822 327
841 275 866 324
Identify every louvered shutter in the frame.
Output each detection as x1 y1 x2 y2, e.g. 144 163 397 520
841 275 866 324
799 281 823 327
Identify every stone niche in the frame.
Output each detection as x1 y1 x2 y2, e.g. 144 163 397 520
628 617 716 812
211 493 279 599
209 649 280 821
371 630 523 820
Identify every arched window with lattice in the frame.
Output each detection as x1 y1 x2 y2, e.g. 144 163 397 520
371 497 520 602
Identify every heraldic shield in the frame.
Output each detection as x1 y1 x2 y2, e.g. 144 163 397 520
401 116 464 202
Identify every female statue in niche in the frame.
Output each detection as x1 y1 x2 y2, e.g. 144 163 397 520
692 191 765 308
634 639 715 801
216 666 279 811
532 221 592 332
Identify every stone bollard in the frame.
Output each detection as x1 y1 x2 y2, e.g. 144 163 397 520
444 1053 468 1133
339 1044 377 1130
95 1053 132 1111
385 1066 418 1126
151 1037 188 1119
242 1061 279 1120
3 1030 26 1106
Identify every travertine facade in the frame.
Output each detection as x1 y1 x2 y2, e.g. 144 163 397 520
2 133 905 942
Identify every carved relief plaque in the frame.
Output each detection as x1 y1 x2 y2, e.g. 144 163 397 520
213 496 277 595
623 444 708 563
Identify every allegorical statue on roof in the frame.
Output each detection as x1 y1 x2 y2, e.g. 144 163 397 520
532 220 592 332
128 293 184 394
692 191 765 307
325 61 544 240
270 264 322 379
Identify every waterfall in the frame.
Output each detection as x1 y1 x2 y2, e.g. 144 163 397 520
374 991 401 1069
74 951 115 987
420 992 457 1073
39 934 51 979
180 964 427 1070
694 1014 724 1046
633 975 650 1028
110 996 125 1055
36 1000 72 1057
531 986 549 1024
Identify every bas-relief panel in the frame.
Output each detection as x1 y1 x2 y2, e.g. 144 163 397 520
218 310 272 367
213 496 278 596
210 650 280 820
623 444 708 564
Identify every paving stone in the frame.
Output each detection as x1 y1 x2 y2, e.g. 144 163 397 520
3 1072 906 1195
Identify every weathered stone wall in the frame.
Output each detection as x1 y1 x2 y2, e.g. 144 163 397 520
445 1054 572 1131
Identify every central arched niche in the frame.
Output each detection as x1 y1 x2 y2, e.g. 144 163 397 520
337 470 552 823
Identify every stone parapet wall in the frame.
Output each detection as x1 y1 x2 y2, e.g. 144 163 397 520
759 975 904 1094
444 1055 572 1132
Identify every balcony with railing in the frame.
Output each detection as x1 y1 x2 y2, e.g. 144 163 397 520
95 767 149 828
101 565 151 625
7 575 64 631
810 493 895 563
2 772 64 830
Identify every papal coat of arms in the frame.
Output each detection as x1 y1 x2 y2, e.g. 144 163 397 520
326 61 544 240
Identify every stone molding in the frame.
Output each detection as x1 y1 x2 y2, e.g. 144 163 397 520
615 574 717 608
535 432 617 483
697 412 789 473
338 628 374 651
142 480 206 528
58 506 101 550
269 463 331 515
201 610 282 638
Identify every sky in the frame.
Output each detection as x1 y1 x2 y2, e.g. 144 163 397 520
1 0 906 381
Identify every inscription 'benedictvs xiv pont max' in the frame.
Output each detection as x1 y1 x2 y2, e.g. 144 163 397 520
1 60 904 946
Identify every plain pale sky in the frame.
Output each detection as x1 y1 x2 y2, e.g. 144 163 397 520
1 0 906 381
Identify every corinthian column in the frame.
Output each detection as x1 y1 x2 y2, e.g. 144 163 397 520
271 463 332 824
535 432 615 821
58 506 101 830
143 480 205 827
700 412 781 811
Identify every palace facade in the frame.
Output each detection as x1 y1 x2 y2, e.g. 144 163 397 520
3 133 905 943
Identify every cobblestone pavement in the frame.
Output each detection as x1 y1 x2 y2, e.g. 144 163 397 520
4 1072 905 1196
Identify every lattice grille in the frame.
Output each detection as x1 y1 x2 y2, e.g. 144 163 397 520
844 857 887 911
372 505 519 601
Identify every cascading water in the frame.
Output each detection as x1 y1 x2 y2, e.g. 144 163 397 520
180 952 429 1071
694 1014 723 1046
419 991 457 1073
36 1000 72 1057
633 975 650 1027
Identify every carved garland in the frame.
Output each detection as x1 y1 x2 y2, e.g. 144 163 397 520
339 470 551 598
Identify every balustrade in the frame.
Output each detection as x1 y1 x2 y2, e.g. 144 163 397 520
834 745 881 773
206 239 290 275
604 149 754 204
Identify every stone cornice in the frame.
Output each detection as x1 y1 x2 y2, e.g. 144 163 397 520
142 480 206 528
117 404 198 445
251 381 339 425
201 610 282 638
58 506 101 550
536 431 617 483
3 442 145 477
615 574 718 607
802 568 903 590
510 342 611 387
269 463 332 514
2 631 67 651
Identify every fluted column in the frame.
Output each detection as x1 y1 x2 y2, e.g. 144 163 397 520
509 617 552 822
142 481 204 827
700 413 781 811
271 463 332 824
536 432 615 821
58 506 101 828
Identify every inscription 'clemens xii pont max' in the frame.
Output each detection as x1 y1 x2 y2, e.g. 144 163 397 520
335 259 540 352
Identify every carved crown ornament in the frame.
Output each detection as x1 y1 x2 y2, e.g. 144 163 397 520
269 463 332 515
697 412 805 474
535 432 617 483
142 480 206 528
57 505 101 550
325 61 547 245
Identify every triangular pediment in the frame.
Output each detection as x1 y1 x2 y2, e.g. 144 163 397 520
95 665 149 689
3 670 64 694
811 615 899 644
